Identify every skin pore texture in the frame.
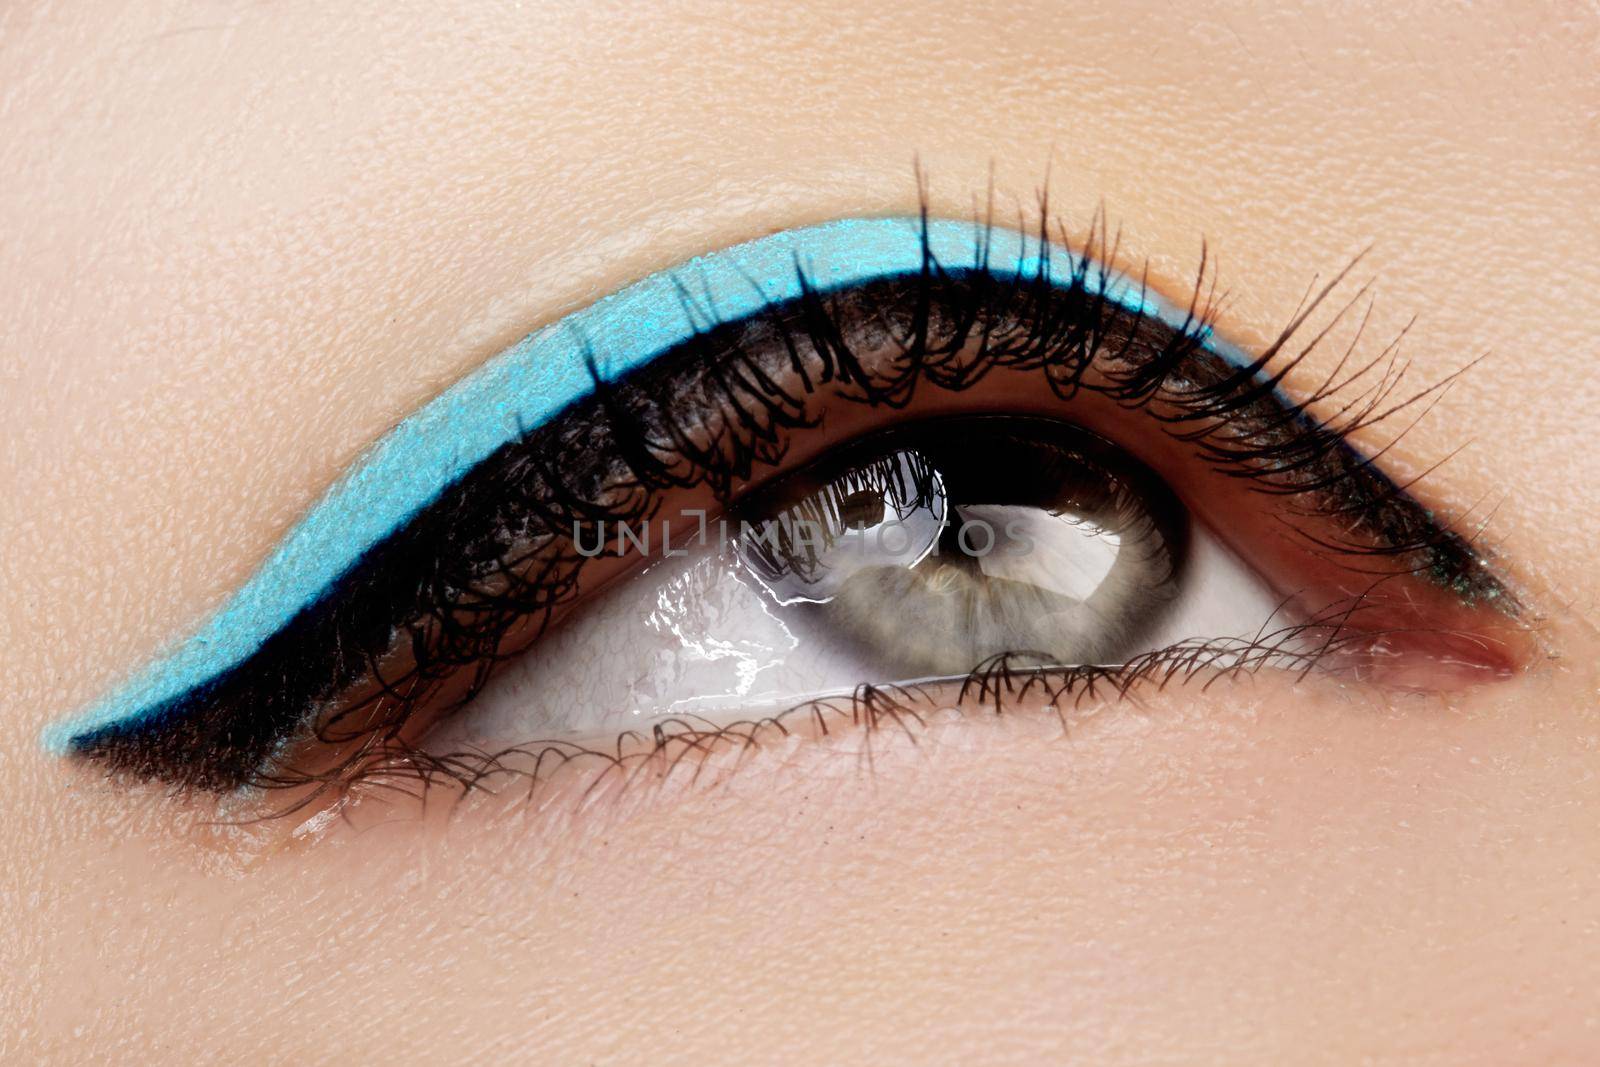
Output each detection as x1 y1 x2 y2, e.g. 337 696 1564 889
2 1 1598 1064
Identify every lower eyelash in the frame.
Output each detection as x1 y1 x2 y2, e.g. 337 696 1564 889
304 592 1395 814
277 564 1480 823
61 182 1519 800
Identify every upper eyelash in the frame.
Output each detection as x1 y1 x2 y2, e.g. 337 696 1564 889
46 213 1172 755
48 201 1516 794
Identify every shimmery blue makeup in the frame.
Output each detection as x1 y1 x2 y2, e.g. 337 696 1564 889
44 216 1247 752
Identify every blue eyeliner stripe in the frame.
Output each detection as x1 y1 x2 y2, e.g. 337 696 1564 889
44 216 1248 751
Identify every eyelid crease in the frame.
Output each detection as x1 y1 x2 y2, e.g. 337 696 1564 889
44 216 1242 754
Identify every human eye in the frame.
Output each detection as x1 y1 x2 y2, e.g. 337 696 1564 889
42 205 1530 802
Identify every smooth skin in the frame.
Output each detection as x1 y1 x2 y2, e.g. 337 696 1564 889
3 2 1598 1063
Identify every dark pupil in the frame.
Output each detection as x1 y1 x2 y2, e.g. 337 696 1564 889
837 489 886 530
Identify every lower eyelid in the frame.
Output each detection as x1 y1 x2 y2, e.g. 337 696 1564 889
338 648 1427 831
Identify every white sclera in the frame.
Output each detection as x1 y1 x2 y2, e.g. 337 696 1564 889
437 512 1288 751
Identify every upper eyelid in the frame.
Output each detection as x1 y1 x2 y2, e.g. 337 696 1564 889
42 216 1234 753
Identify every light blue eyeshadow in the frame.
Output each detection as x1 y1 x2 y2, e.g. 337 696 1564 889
44 215 1248 751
